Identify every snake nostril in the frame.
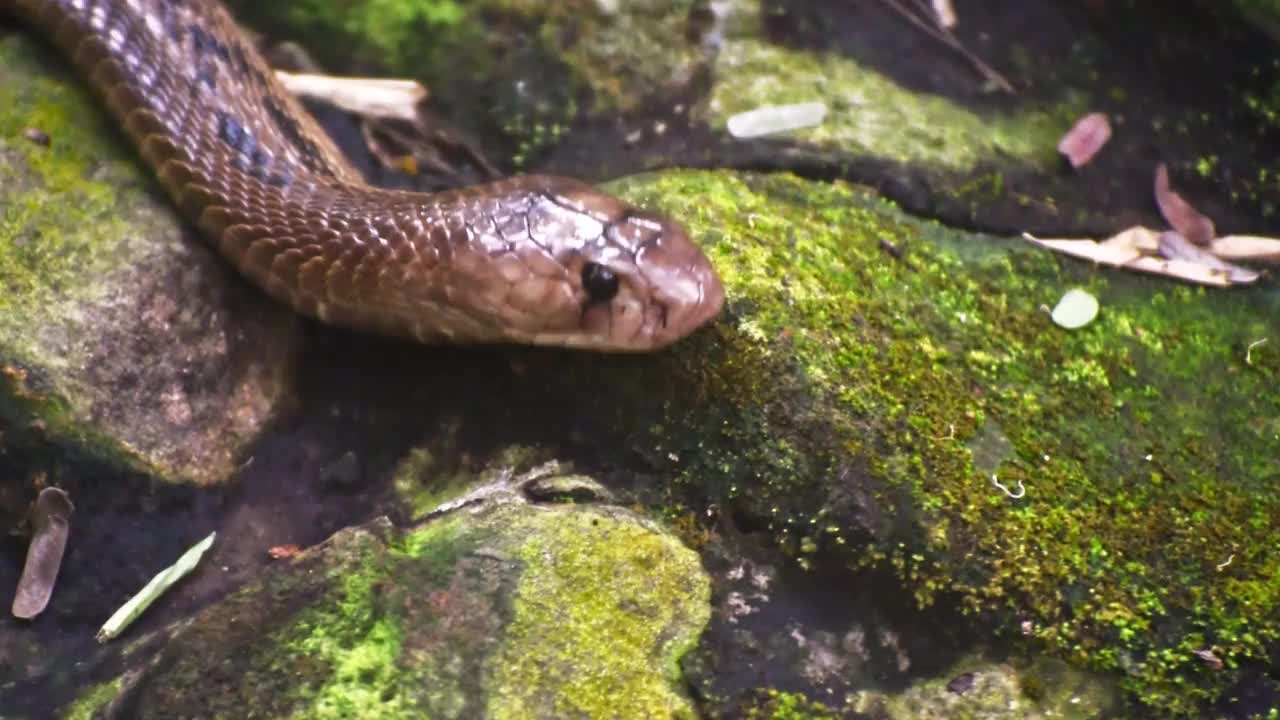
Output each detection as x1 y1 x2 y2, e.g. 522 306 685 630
581 262 619 304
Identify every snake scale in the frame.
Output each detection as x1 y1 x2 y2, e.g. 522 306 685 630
4 0 724 351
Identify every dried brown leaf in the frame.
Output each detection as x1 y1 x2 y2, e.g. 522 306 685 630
1057 112 1111 168
12 487 74 619
1154 163 1215 246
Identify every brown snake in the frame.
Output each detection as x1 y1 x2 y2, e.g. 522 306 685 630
4 0 724 351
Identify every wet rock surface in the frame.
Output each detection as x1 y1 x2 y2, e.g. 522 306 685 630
44 486 710 719
0 32 301 489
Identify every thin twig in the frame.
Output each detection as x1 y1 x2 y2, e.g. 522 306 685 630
876 0 1015 93
1247 338 1268 366
991 475 1026 499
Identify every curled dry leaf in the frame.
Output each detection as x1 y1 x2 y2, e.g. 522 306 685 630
1192 648 1224 671
1157 232 1260 284
1057 112 1111 168
1210 235 1280 265
12 487 74 620
1154 163 1215 246
268 544 302 560
1023 227 1263 287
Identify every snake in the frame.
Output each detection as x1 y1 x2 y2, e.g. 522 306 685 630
3 0 724 351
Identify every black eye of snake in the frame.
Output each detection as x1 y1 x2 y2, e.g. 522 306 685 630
582 262 620 304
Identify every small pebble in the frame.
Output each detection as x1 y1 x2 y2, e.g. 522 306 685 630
23 128 50 147
318 451 361 489
946 672 976 694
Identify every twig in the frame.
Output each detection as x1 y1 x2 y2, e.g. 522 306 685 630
1247 338 1268 366
991 475 1025 499
876 0 1015 93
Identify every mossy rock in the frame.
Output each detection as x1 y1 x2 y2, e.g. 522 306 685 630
585 169 1276 716
0 32 301 486
66 501 709 718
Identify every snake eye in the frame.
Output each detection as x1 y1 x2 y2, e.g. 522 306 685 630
582 262 619 304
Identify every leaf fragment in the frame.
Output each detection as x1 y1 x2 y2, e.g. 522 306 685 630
1058 112 1111 168
11 487 74 620
1154 163 1215 246
96 531 216 643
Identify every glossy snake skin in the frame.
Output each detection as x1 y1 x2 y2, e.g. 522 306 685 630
5 0 724 350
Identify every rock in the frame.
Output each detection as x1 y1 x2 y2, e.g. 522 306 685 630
858 655 1118 720
68 501 709 718
0 33 301 486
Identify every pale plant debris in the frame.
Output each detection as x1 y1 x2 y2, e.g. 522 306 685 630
1023 226 1272 287
274 70 499 184
1246 339 1268 366
1208 235 1280 263
726 102 829 139
930 0 957 29
875 0 1014 93
1156 231 1260 284
22 127 50 147
97 532 216 643
1057 112 1112 168
1154 163 1216 246
275 71 427 122
1192 648 1225 671
1050 288 1099 329
11 487 74 620
991 475 1026 499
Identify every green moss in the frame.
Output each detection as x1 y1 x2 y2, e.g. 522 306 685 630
166 504 708 718
489 508 710 719
285 569 410 719
0 37 152 322
606 170 1280 716
708 39 1086 172
743 690 841 720
391 437 551 519
0 35 195 477
61 678 124 720
266 519 469 720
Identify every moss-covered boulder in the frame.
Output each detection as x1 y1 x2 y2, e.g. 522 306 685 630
0 32 301 487
64 493 709 719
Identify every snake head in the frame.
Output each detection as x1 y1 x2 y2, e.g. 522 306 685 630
395 177 723 351
525 181 725 351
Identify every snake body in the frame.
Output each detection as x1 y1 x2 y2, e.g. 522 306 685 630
5 0 723 351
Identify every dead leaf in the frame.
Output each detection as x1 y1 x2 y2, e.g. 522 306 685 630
1210 235 1280 264
1154 163 1215 246
12 487 74 619
1057 112 1111 168
1192 648 1224 671
1023 227 1262 287
268 544 302 560
1157 231 1260 283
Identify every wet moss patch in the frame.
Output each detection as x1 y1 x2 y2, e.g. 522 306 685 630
606 169 1280 716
